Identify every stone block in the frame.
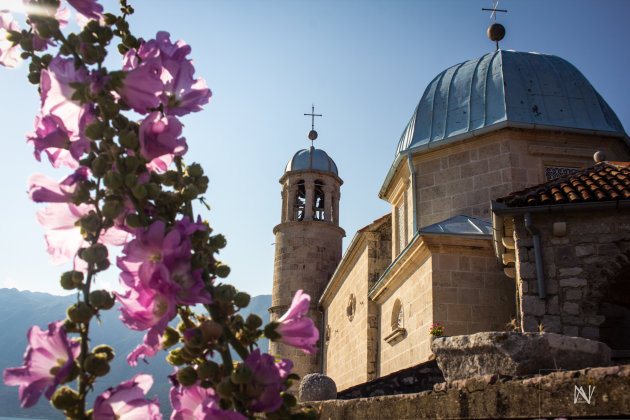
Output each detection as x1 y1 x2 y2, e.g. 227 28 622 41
430 332 611 382
559 266 583 277
597 243 619 255
581 327 599 339
562 302 580 316
521 295 546 316
447 304 471 322
518 262 536 280
565 289 582 301
575 244 595 257
546 295 560 315
586 315 606 327
559 277 587 287
562 325 579 336
541 315 561 333
299 373 337 402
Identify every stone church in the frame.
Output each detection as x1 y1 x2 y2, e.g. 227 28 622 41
269 48 630 392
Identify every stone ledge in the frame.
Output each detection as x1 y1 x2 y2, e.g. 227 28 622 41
304 365 630 419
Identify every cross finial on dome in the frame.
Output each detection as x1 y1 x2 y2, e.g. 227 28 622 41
482 0 507 50
304 104 322 147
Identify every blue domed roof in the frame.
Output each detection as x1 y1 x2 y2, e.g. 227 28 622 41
285 147 338 175
395 49 626 157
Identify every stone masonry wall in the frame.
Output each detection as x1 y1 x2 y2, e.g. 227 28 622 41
378 255 433 377
514 209 630 347
323 247 370 391
412 129 628 230
432 249 516 337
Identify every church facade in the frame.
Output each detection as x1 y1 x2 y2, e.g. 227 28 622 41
271 49 630 392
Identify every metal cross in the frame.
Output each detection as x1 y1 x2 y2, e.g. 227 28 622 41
304 105 322 131
482 0 507 23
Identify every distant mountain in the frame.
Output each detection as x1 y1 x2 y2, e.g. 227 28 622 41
0 288 271 419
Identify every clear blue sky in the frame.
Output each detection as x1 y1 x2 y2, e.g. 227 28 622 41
1 0 629 296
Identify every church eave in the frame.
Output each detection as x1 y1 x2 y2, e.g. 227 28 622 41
379 121 630 199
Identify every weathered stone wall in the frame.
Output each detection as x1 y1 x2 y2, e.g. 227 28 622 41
431 250 515 337
514 209 630 352
378 255 433 377
411 129 628 230
323 247 370 390
270 221 344 380
337 360 443 399
305 365 630 420
323 219 392 390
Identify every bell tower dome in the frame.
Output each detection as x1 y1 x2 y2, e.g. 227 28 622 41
269 144 345 379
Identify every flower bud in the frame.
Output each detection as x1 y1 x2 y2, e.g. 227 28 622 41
89 290 115 310
167 349 186 366
60 271 83 290
182 185 199 201
184 328 205 349
162 326 180 349
79 212 101 235
186 163 203 178
200 320 223 341
80 244 109 264
51 386 80 410
125 173 137 188
101 201 122 219
215 263 230 278
103 172 123 189
61 362 80 384
84 121 106 140
209 234 227 250
123 155 140 172
216 377 236 399
91 156 109 177
214 284 235 302
230 364 252 385
63 318 81 334
67 302 93 324
264 322 281 341
125 213 142 228
176 366 198 387
233 292 250 308
83 353 110 377
132 184 147 200
246 314 263 329
196 360 219 379
118 130 138 149
92 345 115 361
282 392 298 408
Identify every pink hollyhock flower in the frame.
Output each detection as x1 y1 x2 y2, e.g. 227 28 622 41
244 350 292 413
117 264 179 365
0 10 21 68
118 219 211 307
149 31 211 116
26 114 90 169
28 167 89 203
21 1 69 51
138 112 187 172
169 380 246 420
3 321 80 408
40 56 94 143
66 0 103 27
93 374 161 420
118 48 164 114
37 202 128 265
276 289 319 354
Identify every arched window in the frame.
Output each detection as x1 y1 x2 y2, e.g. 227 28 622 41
346 293 356 321
313 180 325 221
391 299 404 330
295 180 305 221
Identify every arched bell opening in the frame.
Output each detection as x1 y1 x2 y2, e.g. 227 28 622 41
295 180 306 221
313 179 325 221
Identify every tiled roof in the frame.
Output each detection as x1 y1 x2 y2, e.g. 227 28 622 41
496 162 630 207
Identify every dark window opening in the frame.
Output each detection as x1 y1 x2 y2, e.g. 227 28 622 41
295 180 305 221
313 180 325 220
599 265 630 361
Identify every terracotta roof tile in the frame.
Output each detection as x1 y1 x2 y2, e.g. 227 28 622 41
496 162 630 207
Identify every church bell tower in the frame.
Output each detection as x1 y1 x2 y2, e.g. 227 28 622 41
269 109 344 379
